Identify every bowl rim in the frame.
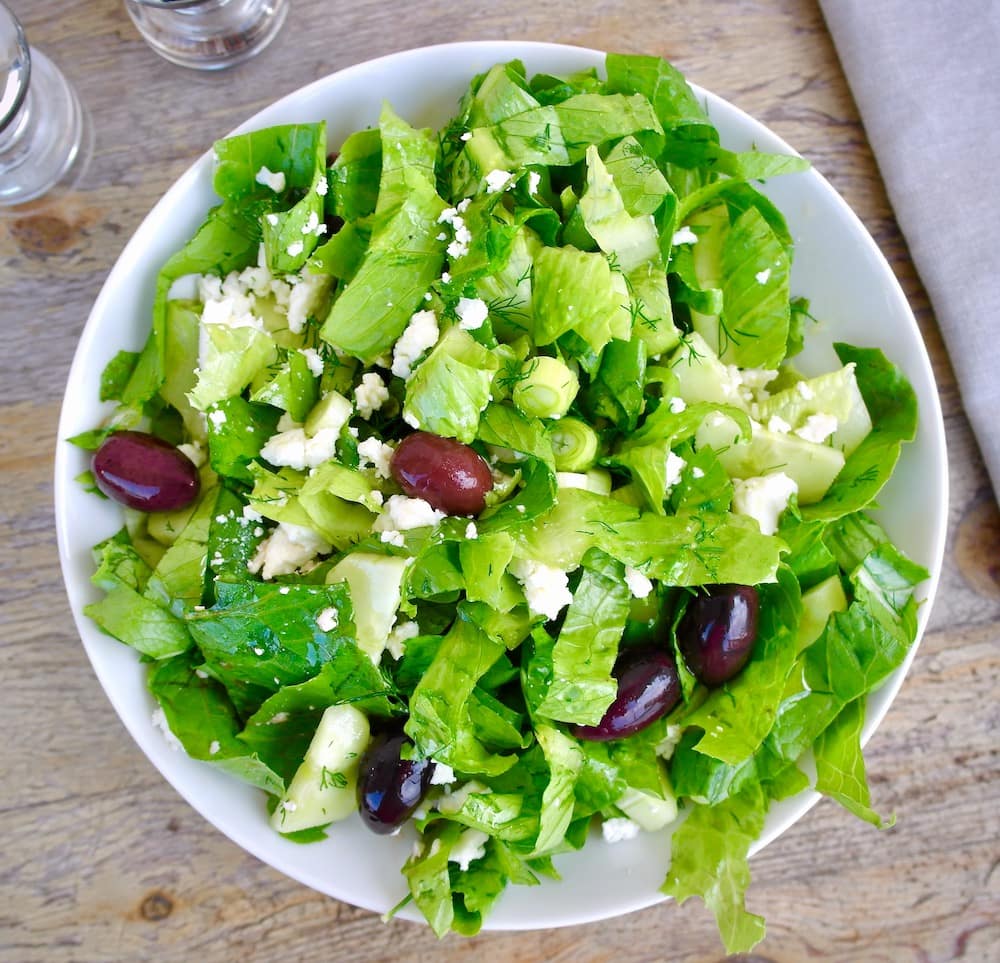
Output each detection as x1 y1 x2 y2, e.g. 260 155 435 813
54 39 948 931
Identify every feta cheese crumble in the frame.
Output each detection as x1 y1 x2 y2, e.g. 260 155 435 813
671 225 698 245
177 441 205 467
374 494 446 533
528 170 541 195
449 829 489 871
286 271 331 334
357 437 394 479
732 472 798 535
391 309 439 380
208 740 221 756
668 396 687 414
602 817 641 844
438 206 473 259
795 412 839 444
354 372 390 419
286 240 304 257
624 566 654 599
509 559 573 621
259 425 339 470
430 762 456 786
665 451 687 492
300 347 324 377
755 268 772 284
255 166 286 193
315 607 340 632
247 522 331 580
484 169 514 193
767 414 792 434
151 707 183 751
456 296 489 330
385 619 420 660
465 521 478 540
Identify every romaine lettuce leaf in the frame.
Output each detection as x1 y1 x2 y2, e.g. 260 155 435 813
814 697 893 828
661 780 768 953
405 615 516 776
803 344 918 521
680 567 801 765
403 327 499 443
148 651 285 795
535 549 630 726
186 579 355 697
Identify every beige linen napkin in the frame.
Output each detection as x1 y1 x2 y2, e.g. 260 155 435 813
819 0 1000 497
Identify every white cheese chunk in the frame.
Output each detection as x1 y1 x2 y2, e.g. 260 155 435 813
732 472 798 535
509 559 573 621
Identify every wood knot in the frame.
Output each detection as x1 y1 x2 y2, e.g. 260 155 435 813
166 817 180 832
140 891 174 921
955 490 1000 599
9 214 78 255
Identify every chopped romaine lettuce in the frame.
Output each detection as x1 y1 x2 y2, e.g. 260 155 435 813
76 51 928 954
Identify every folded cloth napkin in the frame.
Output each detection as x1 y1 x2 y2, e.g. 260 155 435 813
819 0 1000 498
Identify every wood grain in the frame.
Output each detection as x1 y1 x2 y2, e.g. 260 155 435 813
2 0 998 960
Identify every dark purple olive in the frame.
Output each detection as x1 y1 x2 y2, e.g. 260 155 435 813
390 431 493 516
359 734 434 834
571 649 681 742
677 584 760 686
92 430 200 512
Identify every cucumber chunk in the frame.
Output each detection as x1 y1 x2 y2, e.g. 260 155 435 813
696 413 846 504
270 703 370 834
797 574 848 651
670 331 747 409
754 363 872 456
326 552 412 662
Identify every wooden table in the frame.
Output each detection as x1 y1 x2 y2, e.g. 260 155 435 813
3 0 998 959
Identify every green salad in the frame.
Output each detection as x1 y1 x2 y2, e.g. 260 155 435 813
73 53 927 951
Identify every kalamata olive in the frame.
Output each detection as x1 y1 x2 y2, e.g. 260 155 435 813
571 649 681 742
92 430 200 512
677 584 759 686
390 431 493 516
359 734 434 834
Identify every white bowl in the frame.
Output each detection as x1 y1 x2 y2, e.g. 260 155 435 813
55 41 948 930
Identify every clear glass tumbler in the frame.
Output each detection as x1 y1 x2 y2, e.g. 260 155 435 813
0 2 85 207
124 0 289 71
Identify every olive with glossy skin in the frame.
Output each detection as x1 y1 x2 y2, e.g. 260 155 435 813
358 734 435 834
390 431 493 516
92 430 200 512
677 584 760 686
571 649 682 742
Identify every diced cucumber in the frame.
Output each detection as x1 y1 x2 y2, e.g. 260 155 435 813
305 390 353 438
796 574 848 651
754 363 872 456
270 703 370 834
615 768 678 831
464 128 511 181
555 469 612 495
326 552 412 662
147 501 199 547
669 331 747 409
696 413 845 504
688 204 729 355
